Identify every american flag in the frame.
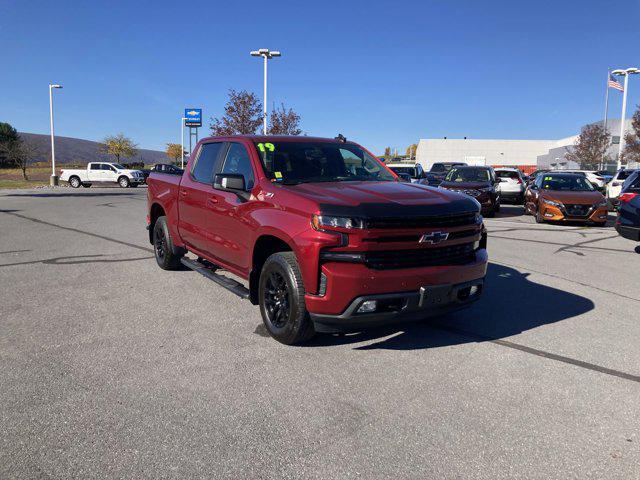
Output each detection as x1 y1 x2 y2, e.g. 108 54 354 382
608 74 624 92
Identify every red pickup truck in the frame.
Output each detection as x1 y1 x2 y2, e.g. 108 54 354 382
147 135 488 344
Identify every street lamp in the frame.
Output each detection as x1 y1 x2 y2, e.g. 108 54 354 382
250 48 281 135
611 67 639 169
49 83 63 186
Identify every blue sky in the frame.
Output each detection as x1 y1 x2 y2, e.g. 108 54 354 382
1 0 639 154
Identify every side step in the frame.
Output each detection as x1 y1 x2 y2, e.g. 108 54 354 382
180 257 250 299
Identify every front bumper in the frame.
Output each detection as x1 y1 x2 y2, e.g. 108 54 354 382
539 204 608 223
310 278 484 333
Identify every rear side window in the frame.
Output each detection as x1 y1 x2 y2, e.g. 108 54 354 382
191 142 224 183
90 163 101 170
496 171 520 179
220 143 255 191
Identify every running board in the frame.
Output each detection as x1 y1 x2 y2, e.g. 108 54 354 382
180 257 250 299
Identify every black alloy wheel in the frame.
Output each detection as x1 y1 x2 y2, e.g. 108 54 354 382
263 271 290 328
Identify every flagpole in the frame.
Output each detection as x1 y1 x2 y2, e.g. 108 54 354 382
602 68 610 170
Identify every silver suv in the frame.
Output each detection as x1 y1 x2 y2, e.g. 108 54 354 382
495 168 526 204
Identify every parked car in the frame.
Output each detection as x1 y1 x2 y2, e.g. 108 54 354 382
494 168 526 204
438 166 501 217
387 163 426 183
147 135 488 344
555 170 606 191
151 163 184 175
429 162 468 183
60 162 146 188
526 169 549 185
395 172 412 182
607 169 638 203
524 172 608 225
615 172 640 246
595 170 614 183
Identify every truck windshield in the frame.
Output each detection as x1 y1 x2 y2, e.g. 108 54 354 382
253 141 395 184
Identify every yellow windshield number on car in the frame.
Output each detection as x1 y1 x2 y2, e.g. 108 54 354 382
257 142 275 152
274 171 282 179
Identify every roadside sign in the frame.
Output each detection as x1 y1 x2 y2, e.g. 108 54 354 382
184 108 202 127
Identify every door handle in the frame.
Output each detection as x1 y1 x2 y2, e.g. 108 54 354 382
207 197 218 207
180 190 188 197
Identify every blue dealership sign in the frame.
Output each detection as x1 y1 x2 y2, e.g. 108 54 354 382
184 108 202 127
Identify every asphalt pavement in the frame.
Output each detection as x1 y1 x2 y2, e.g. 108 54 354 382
1 187 639 479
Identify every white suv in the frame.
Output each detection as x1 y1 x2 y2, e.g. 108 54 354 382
558 170 606 190
607 169 639 201
494 168 526 204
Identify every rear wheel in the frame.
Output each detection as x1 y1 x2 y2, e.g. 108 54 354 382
259 252 315 345
153 216 184 270
69 176 81 188
118 176 130 188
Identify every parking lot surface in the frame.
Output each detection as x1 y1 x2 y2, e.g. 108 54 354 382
1 187 639 479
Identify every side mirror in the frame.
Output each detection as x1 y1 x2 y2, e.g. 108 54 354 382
214 173 246 192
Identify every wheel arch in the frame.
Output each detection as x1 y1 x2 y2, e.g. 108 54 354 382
148 203 166 244
249 234 294 305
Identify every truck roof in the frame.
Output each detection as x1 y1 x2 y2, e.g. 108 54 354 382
197 135 357 144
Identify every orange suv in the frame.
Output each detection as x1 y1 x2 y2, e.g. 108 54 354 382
524 172 608 225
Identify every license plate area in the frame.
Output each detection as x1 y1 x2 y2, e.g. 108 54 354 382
418 285 452 308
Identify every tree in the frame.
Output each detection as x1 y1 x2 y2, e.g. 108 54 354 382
210 89 263 135
406 143 418 160
0 122 20 168
565 124 611 170
101 134 138 163
622 105 640 165
166 143 185 163
0 135 41 179
383 147 392 160
269 103 302 135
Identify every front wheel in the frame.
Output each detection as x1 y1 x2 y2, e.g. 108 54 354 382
259 252 315 345
118 176 130 188
535 207 545 224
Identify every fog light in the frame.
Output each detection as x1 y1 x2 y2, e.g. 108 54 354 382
544 213 554 217
469 285 479 296
357 300 377 313
598 214 607 219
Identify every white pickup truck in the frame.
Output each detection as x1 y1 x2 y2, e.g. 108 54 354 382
60 162 146 188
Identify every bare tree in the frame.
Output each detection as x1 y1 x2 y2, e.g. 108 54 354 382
565 124 611 170
210 89 263 135
622 105 640 165
0 135 41 179
269 103 302 135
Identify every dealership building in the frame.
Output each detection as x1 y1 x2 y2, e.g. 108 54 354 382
415 119 632 173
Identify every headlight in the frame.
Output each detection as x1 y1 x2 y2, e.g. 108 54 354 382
311 214 365 230
543 199 563 208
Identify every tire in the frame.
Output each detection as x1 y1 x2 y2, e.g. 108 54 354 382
535 207 545 224
130 183 139 188
485 207 496 218
69 176 81 188
259 252 315 345
81 183 91 188
494 201 501 213
153 216 184 270
118 176 130 188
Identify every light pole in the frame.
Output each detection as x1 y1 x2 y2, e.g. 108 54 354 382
180 117 187 168
611 68 639 169
250 48 281 134
49 84 63 186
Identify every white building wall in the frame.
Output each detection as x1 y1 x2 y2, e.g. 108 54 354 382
416 139 558 171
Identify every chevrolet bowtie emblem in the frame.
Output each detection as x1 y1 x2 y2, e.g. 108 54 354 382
419 231 449 244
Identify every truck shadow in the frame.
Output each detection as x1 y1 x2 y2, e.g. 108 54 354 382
305 262 594 350
3 192 142 198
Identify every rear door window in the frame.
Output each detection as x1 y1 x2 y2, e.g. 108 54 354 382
191 142 225 184
90 163 101 170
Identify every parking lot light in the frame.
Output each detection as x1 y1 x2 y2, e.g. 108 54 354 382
249 48 282 135
49 84 63 187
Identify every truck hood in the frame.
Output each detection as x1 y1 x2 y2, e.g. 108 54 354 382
283 181 480 217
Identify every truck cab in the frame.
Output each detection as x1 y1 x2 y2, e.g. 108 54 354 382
147 136 488 344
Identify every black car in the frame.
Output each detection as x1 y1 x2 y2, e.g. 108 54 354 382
615 170 640 250
151 163 184 175
429 162 467 182
438 166 501 216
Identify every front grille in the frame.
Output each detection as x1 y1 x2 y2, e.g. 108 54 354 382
363 228 478 243
564 204 591 217
364 212 477 229
362 243 476 270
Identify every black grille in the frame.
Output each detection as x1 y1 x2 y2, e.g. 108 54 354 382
362 243 476 270
363 228 479 243
363 212 477 229
564 204 591 217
